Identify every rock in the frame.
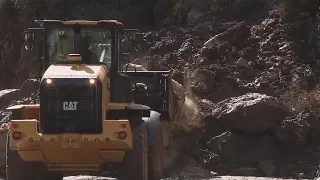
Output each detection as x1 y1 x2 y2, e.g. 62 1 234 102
236 57 248 68
149 34 182 56
230 167 261 176
144 55 168 71
205 131 279 166
307 170 317 179
19 79 39 98
199 46 220 60
204 35 222 49
0 89 20 110
0 111 10 123
275 111 320 147
239 68 255 80
122 63 147 71
186 10 204 25
208 75 242 103
292 172 306 179
204 22 251 49
258 160 277 176
291 65 317 90
186 0 211 24
174 38 199 59
211 93 290 134
191 68 215 93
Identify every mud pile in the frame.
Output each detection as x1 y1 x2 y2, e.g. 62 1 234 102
128 0 320 178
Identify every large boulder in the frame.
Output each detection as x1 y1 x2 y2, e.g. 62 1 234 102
0 89 20 110
19 79 39 98
0 79 39 110
203 22 251 49
204 131 279 166
211 93 291 134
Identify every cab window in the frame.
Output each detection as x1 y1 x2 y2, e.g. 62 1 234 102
46 28 112 67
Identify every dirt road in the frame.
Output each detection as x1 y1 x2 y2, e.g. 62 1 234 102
63 176 305 180
0 176 309 180
62 164 309 180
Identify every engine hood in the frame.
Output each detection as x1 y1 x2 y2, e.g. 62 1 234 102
42 64 109 80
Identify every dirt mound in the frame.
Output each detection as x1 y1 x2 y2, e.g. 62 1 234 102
130 0 320 178
0 79 39 121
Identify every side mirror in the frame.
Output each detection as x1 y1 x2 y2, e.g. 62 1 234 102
132 33 144 52
24 32 35 51
124 29 143 52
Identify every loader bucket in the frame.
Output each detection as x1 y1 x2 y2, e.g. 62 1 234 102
169 79 201 132
161 79 203 170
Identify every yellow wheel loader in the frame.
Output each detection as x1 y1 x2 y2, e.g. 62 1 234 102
5 20 175 180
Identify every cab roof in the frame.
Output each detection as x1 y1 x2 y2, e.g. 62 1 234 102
38 19 124 31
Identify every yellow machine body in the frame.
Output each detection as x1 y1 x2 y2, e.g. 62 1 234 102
7 63 133 172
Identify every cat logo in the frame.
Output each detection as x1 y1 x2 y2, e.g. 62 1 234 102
63 101 78 111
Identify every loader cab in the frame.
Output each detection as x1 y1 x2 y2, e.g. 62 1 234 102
42 20 131 103
40 20 124 73
23 20 126 76
24 20 171 121
24 20 133 103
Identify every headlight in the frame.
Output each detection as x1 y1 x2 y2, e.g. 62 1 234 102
89 78 95 85
46 78 52 84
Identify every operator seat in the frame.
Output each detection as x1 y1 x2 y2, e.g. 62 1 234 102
79 36 99 64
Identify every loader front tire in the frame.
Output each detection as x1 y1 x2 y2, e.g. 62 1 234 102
148 122 164 180
6 131 62 180
118 120 148 180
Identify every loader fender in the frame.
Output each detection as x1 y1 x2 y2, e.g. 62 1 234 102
145 110 161 147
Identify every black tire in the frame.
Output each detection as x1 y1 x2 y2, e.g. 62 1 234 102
6 131 63 180
148 121 164 180
118 120 148 180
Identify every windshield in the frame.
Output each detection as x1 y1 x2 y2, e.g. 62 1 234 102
46 28 112 67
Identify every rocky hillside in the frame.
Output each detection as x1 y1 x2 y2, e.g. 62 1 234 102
1 0 320 178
